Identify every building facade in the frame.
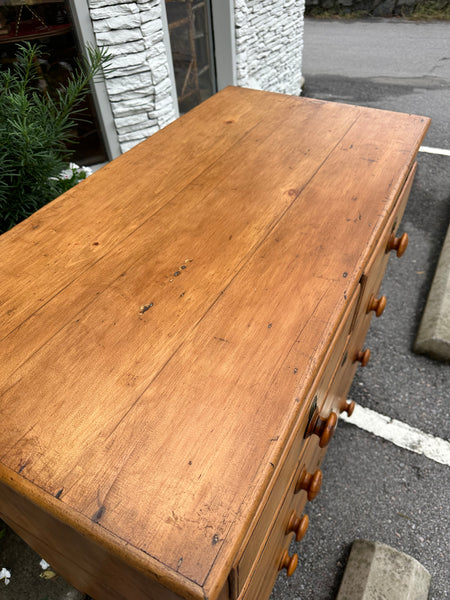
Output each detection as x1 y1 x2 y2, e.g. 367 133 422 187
70 0 306 158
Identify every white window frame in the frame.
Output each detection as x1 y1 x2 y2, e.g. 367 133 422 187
161 0 236 111
68 0 122 160
210 0 236 90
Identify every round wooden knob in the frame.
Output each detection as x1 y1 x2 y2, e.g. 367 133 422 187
286 512 309 542
387 232 408 257
367 294 387 317
295 468 323 500
308 411 338 448
319 411 337 447
279 549 298 576
355 348 371 367
340 399 355 416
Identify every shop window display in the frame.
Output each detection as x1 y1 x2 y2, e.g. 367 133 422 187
0 0 107 165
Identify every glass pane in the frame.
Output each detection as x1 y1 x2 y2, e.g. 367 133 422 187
165 0 215 114
0 0 107 165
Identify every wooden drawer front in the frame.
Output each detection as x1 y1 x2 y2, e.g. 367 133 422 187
320 293 374 417
321 326 365 417
292 436 324 499
233 287 359 595
235 443 306 594
353 161 417 333
237 444 322 600
236 437 323 593
311 282 361 400
237 520 292 600
321 164 417 418
321 241 397 417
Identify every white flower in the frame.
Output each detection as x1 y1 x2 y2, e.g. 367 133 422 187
80 165 93 177
50 163 93 181
40 558 50 570
68 163 93 178
59 164 79 180
0 567 11 585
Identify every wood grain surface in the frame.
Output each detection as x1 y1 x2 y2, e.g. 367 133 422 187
0 87 430 600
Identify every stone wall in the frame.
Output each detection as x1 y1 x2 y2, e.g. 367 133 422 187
83 0 306 154
305 0 440 17
234 0 305 96
87 0 177 153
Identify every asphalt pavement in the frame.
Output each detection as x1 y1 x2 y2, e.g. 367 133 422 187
271 18 450 600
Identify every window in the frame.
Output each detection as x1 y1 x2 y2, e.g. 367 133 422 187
165 0 216 113
0 0 107 165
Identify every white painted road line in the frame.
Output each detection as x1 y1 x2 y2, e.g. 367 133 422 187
341 403 450 466
419 145 450 157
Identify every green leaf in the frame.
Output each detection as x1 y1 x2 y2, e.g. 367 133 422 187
0 42 110 234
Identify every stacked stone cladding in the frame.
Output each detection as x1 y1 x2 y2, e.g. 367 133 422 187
234 0 305 96
88 0 177 153
85 1 306 154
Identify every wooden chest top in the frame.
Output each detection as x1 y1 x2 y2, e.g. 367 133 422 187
0 87 429 599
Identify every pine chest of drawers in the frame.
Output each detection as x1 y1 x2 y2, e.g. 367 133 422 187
0 87 430 600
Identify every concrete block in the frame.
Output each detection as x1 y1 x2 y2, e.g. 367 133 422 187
106 40 145 56
118 125 158 142
108 50 147 70
95 28 141 45
141 17 161 37
105 71 152 95
89 3 139 20
336 540 431 600
414 224 450 362
91 13 141 32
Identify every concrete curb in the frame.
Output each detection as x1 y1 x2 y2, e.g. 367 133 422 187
336 540 431 600
414 223 450 362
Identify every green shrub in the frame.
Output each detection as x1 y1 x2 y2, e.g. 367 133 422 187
0 42 110 234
